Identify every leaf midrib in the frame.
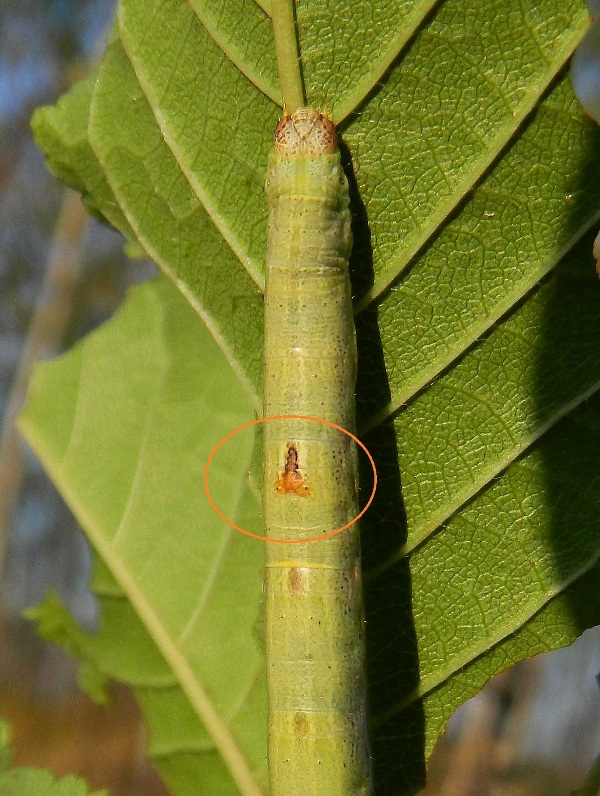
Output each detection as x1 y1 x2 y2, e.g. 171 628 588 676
19 317 265 796
192 0 445 125
54 467 264 796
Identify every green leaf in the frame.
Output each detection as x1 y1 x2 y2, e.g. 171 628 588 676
0 719 107 796
0 720 11 771
27 0 600 793
24 592 110 704
90 34 266 401
31 70 133 237
20 277 267 796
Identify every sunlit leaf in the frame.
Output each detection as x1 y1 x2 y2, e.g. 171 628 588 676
27 0 600 792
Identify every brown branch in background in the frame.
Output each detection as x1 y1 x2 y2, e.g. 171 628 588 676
436 687 499 796
492 659 541 780
433 660 541 796
0 188 88 572
572 750 600 796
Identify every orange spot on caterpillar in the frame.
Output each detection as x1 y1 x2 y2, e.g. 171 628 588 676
293 713 310 737
288 567 306 594
275 443 310 497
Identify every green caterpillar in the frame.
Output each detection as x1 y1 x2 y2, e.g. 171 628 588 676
262 108 372 795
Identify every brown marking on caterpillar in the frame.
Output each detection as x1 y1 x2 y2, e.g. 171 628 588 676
274 107 337 156
288 567 306 594
275 443 310 496
293 712 310 737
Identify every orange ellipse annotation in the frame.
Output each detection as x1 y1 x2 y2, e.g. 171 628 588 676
203 414 377 544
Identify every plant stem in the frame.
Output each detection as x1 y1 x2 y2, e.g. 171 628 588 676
0 189 87 572
271 0 304 112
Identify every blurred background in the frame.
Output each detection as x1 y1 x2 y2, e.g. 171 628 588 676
0 1 599 794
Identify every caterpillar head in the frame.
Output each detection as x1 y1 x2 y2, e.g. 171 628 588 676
274 107 338 156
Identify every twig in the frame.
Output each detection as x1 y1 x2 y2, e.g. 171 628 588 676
271 0 304 111
572 751 600 796
0 189 88 572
